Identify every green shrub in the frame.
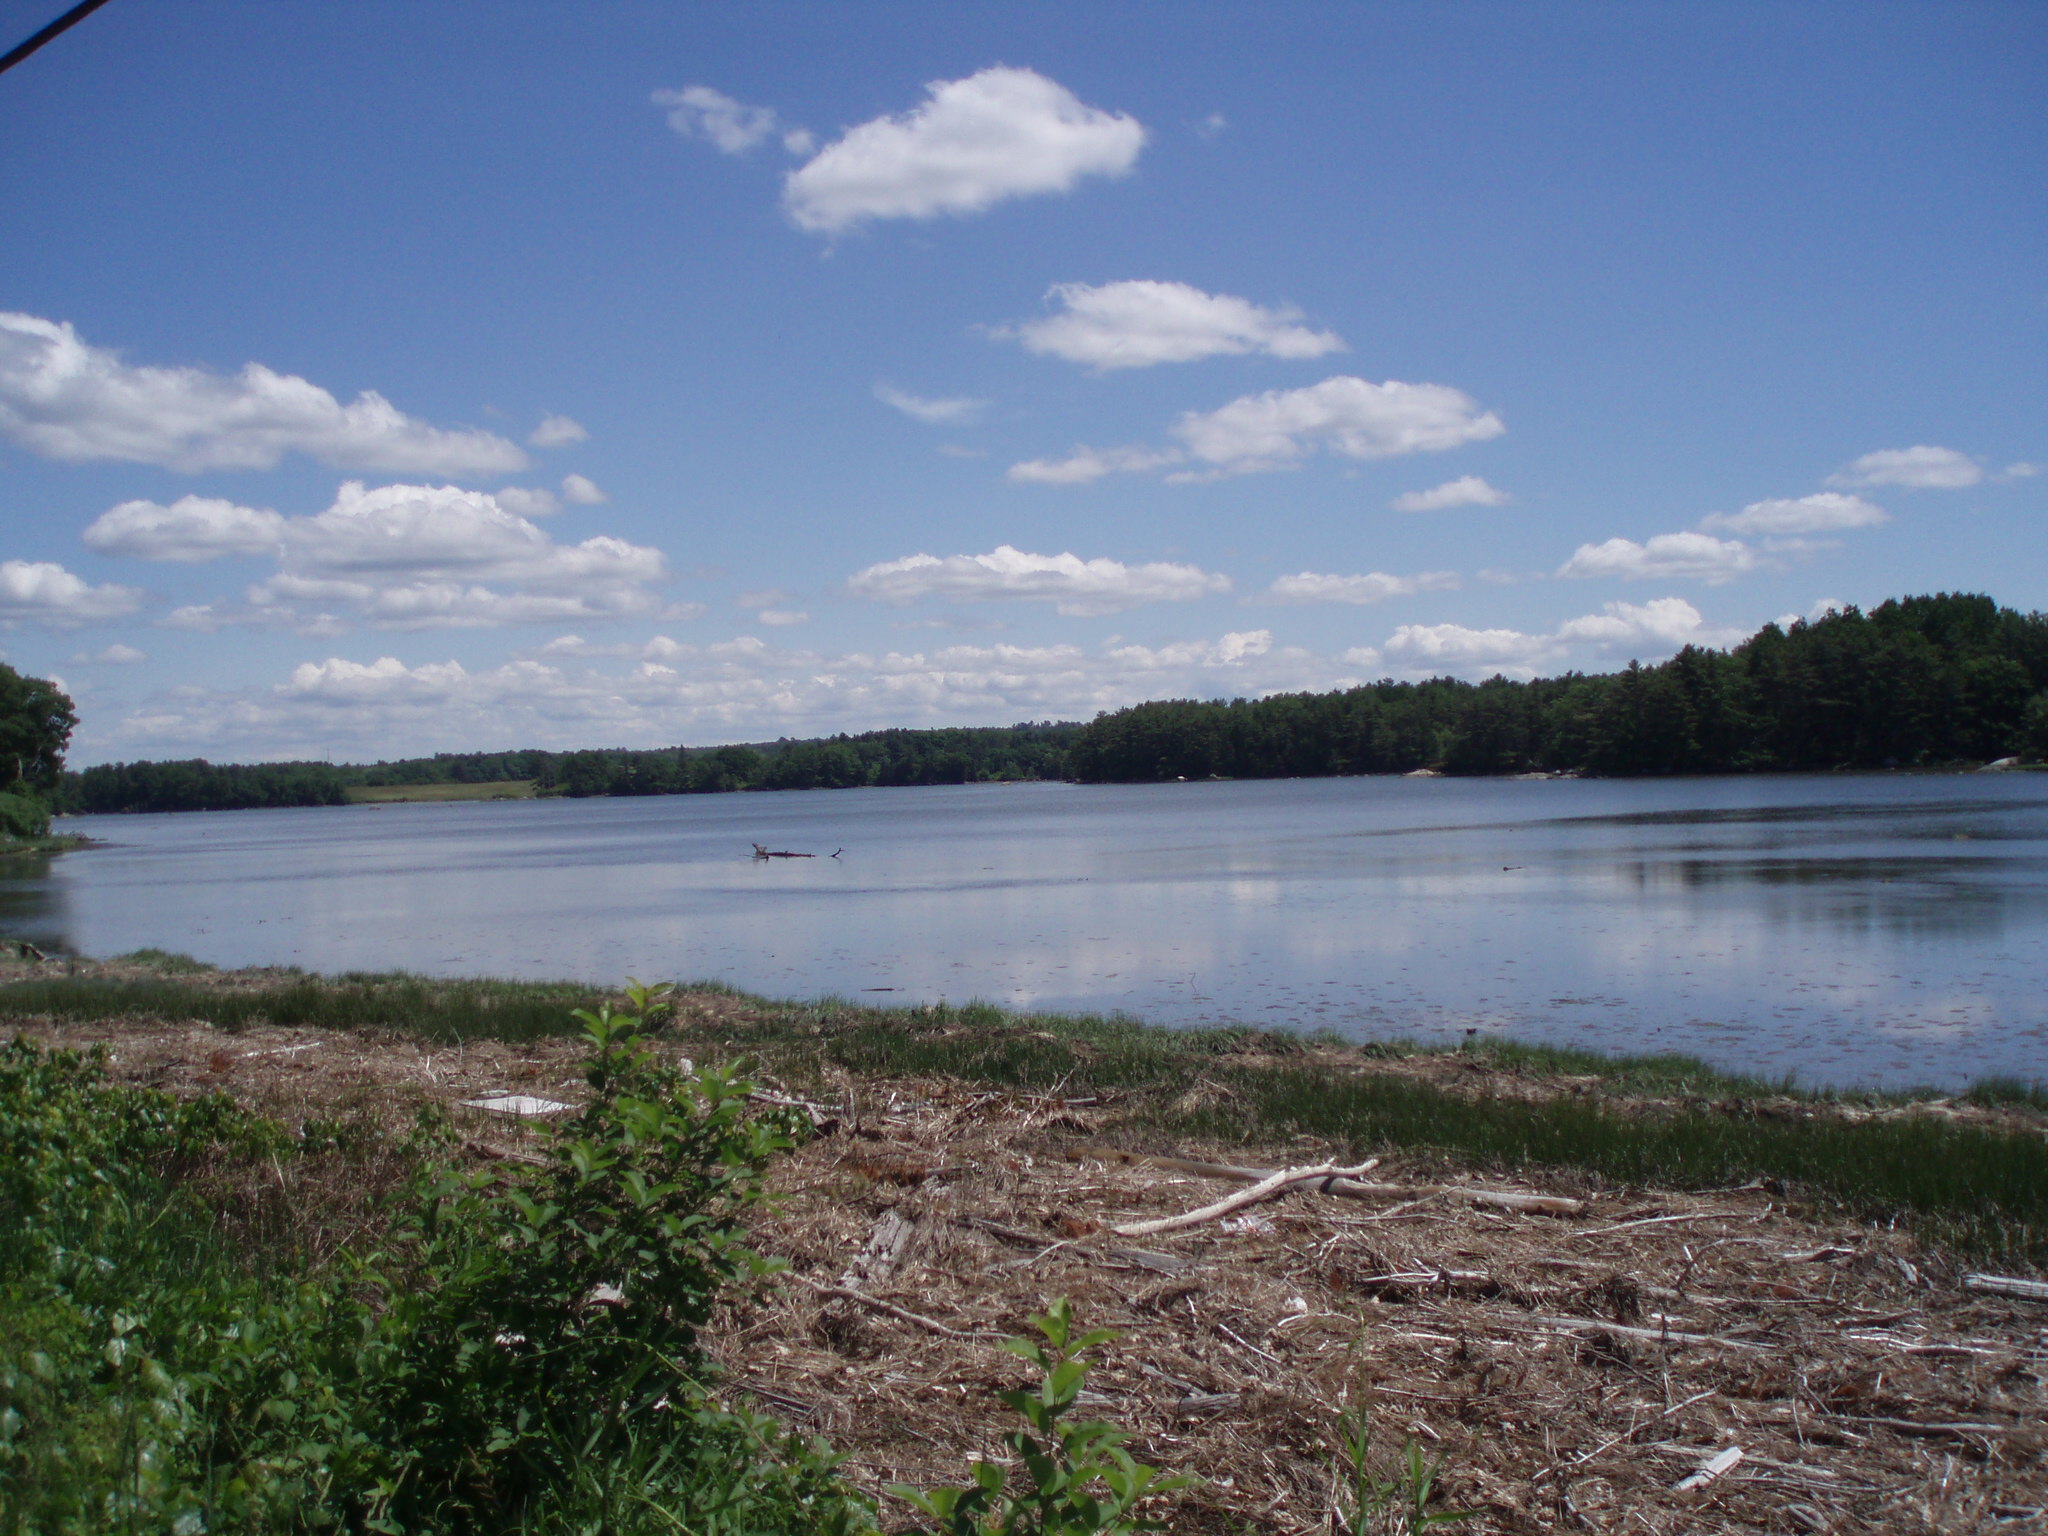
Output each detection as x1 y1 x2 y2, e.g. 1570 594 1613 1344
0 984 878 1535
895 1300 1188 1536
0 790 48 841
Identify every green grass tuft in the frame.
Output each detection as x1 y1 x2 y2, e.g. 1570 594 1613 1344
0 971 605 1041
5 969 2044 1267
110 947 218 974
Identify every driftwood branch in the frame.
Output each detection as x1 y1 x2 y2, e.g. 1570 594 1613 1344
1963 1273 2048 1304
1112 1159 1380 1237
1843 1415 2014 1439
1352 1268 1493 1291
792 1275 977 1338
748 1086 840 1131
1074 1146 1585 1216
1516 1313 1773 1353
955 1215 1189 1275
841 1209 916 1290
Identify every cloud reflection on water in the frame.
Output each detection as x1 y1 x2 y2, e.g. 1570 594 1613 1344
15 772 2048 1089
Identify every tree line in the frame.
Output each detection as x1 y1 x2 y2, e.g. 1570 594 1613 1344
57 723 1083 814
51 593 2048 815
1069 593 2048 781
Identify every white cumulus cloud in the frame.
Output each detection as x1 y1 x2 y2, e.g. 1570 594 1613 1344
494 486 561 518
135 483 667 632
848 544 1229 616
1556 532 1759 585
1007 444 1182 485
560 473 607 505
653 85 809 155
1262 570 1461 605
528 414 588 448
0 560 142 627
1553 597 1741 651
84 495 286 562
242 481 664 628
1383 598 1741 679
1827 445 1982 490
1171 376 1505 477
537 634 700 661
1009 377 1502 486
998 280 1344 370
782 66 1144 234
1701 492 1887 537
875 384 987 425
84 626 1346 764
1391 475 1510 513
78 589 1769 760
72 642 146 664
0 312 527 476
1382 621 1549 671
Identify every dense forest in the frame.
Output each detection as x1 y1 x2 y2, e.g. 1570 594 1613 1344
55 594 2048 815
0 662 75 838
1070 594 2048 781
57 723 1081 814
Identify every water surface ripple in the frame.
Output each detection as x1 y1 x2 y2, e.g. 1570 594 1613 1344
17 773 2048 1089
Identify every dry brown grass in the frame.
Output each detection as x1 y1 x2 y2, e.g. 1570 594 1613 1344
9 974 2047 1534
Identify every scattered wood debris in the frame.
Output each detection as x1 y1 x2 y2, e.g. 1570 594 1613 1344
721 1079 2048 1533
1966 1273 2048 1305
9 988 2046 1534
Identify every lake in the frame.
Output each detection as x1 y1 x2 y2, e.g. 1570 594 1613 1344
14 772 2048 1089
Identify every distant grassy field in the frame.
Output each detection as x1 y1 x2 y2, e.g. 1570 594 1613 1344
344 779 537 804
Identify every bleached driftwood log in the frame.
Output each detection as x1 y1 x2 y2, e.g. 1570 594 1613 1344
1964 1273 2048 1304
1112 1159 1380 1237
1074 1146 1585 1216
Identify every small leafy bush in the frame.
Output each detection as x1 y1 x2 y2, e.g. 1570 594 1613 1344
1330 1405 1470 1535
896 1300 1187 1536
0 984 876 1535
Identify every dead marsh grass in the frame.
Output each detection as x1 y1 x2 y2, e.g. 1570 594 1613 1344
6 962 2046 1532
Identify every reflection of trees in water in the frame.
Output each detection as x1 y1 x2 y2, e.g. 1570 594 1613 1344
1612 856 2025 939
1562 798 1997 828
1561 798 2043 844
0 851 72 953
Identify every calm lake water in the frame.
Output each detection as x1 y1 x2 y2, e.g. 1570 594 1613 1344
13 773 2048 1089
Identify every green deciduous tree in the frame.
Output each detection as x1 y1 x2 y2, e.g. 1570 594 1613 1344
0 664 74 795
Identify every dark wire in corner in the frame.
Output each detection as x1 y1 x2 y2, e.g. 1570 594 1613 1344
0 0 118 79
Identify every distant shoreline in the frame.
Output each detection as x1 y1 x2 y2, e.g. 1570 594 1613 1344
51 755 2048 819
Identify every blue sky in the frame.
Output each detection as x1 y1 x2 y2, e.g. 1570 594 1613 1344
2 1 2042 764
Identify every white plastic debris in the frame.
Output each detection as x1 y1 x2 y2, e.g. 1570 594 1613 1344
461 1093 571 1117
1672 1446 1744 1492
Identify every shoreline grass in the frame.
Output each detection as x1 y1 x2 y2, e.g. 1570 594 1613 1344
344 778 539 804
4 956 2044 1267
0 833 96 856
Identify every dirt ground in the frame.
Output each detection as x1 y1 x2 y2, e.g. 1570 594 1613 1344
12 997 2048 1534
